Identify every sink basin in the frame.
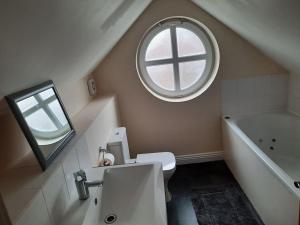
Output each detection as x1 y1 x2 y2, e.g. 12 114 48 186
82 163 167 225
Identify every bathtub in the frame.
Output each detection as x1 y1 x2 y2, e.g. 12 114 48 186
222 112 300 225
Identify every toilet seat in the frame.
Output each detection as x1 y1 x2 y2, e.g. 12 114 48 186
136 152 176 171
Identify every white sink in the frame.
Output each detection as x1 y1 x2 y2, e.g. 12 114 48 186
82 163 167 225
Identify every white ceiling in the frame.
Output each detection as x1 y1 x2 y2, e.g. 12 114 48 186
0 0 151 97
192 0 300 75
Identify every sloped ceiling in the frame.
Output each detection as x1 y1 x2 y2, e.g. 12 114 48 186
192 0 300 75
0 0 151 97
1 0 297 100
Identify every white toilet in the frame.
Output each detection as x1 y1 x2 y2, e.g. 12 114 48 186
107 127 176 202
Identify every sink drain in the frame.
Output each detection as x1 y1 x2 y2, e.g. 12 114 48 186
104 214 117 224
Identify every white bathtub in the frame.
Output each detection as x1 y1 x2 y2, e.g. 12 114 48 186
222 112 300 225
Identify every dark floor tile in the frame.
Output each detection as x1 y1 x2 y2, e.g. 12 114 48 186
169 176 191 197
167 161 264 225
191 184 263 225
167 196 198 225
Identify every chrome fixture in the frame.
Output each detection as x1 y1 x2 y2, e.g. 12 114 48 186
104 214 118 224
99 146 107 153
73 170 103 200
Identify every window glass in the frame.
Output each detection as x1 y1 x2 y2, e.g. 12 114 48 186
39 88 55 100
145 29 172 61
25 109 57 132
176 27 206 57
147 64 175 91
17 97 38 113
48 100 68 126
136 17 220 102
179 60 206 90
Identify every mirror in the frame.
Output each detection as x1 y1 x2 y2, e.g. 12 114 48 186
5 81 75 170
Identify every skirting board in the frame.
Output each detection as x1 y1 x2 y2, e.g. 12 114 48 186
175 151 224 165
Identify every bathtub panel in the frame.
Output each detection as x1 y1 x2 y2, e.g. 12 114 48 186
222 121 299 225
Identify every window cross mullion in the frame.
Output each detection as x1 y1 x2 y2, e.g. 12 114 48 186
170 26 180 91
145 58 174 66
137 17 219 102
178 54 207 62
145 54 207 67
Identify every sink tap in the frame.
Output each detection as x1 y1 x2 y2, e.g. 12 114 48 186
73 170 103 200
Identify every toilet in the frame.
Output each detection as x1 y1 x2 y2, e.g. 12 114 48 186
107 127 176 202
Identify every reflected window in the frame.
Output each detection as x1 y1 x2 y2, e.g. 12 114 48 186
17 88 70 142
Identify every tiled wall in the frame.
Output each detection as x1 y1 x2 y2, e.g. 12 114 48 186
288 73 300 115
221 74 288 115
1 97 119 225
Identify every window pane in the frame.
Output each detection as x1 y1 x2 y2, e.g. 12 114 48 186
17 97 38 113
145 29 172 61
179 60 206 90
176 27 206 57
39 88 55 100
25 109 57 132
48 100 68 126
146 64 175 91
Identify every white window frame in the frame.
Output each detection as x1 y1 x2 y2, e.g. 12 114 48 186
136 16 220 102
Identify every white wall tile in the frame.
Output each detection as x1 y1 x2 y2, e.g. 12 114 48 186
221 74 288 115
75 135 93 170
288 73 300 98
253 75 270 98
287 73 300 115
3 97 121 225
62 149 80 201
270 74 288 96
270 75 288 110
237 77 256 114
42 166 69 225
267 94 286 110
3 188 39 224
237 77 255 100
84 100 119 166
288 96 300 114
16 191 51 225
221 79 237 103
221 79 239 115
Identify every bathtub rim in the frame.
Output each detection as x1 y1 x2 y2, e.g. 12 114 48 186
222 112 300 200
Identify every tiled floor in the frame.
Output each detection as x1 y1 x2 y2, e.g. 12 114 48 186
167 161 264 225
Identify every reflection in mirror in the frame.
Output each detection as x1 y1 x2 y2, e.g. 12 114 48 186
17 88 72 158
6 81 75 170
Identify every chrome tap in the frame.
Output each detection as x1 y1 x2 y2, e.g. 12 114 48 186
73 170 103 200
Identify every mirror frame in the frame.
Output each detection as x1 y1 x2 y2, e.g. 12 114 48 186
5 80 76 170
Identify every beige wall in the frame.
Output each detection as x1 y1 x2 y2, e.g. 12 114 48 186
94 0 287 157
0 76 93 173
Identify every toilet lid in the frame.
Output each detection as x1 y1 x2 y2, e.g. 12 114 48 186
136 152 176 171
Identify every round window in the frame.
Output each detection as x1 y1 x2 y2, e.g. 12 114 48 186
136 16 220 102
